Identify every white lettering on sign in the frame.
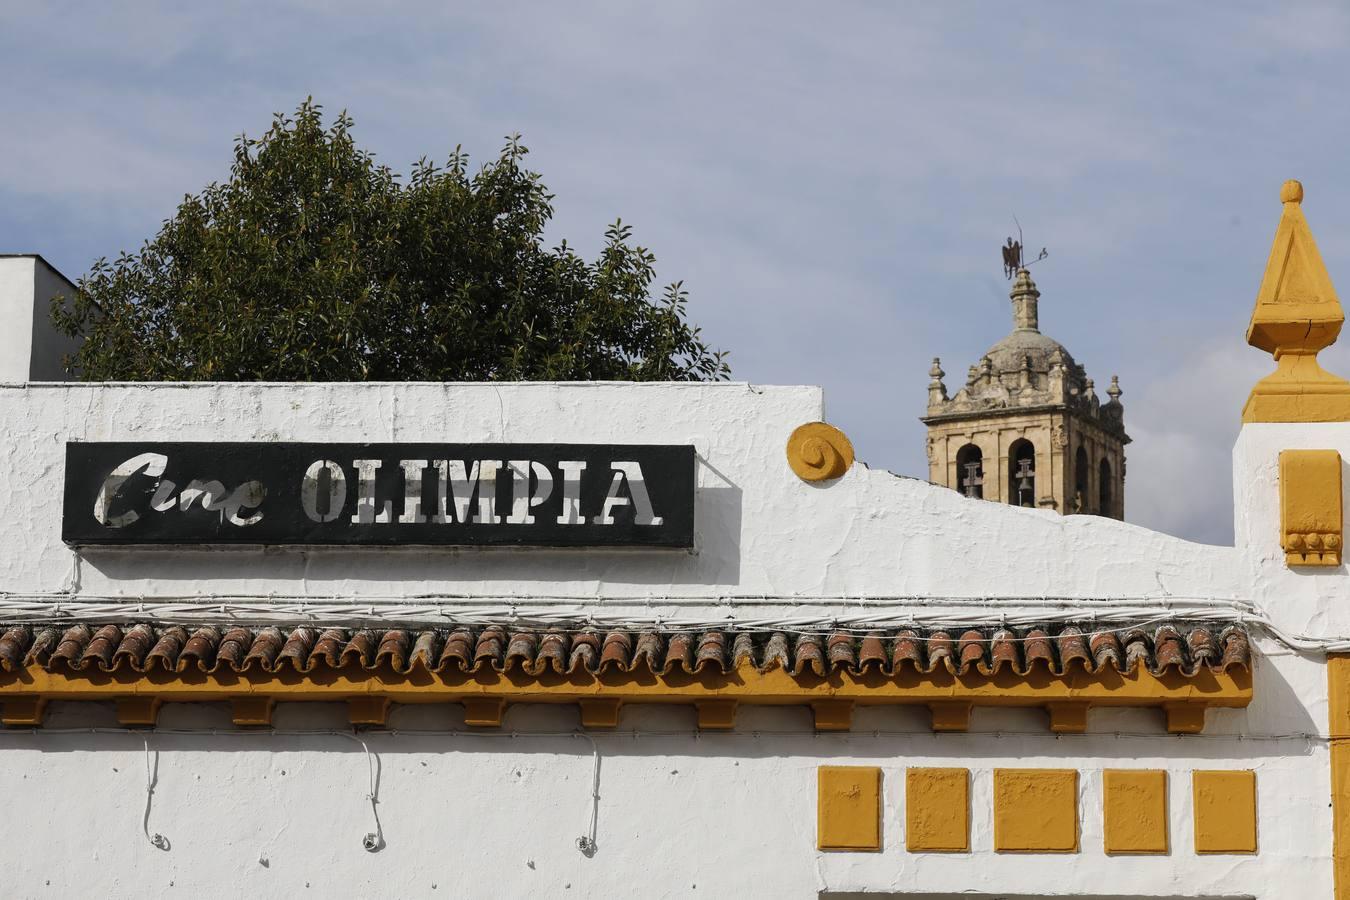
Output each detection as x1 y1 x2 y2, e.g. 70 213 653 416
350 459 392 525
398 459 429 525
300 460 347 523
433 459 503 525
594 461 664 526
88 453 667 533
93 452 267 528
555 460 587 525
505 459 555 525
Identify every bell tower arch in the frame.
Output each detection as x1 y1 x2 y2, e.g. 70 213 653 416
921 267 1129 519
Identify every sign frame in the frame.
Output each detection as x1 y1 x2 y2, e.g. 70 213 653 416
62 442 696 548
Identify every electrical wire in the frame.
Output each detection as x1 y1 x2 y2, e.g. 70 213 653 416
341 732 384 852
0 590 1344 654
142 736 168 851
574 731 600 856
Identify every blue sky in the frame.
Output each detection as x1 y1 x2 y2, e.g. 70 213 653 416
4 2 1350 544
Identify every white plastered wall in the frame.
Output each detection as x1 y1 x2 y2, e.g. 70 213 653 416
0 382 1332 898
0 255 78 382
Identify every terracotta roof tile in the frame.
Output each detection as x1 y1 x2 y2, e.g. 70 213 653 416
958 629 986 671
858 633 887 670
1221 626 1250 669
217 626 253 669
664 631 694 674
180 626 221 671
827 632 856 669
376 629 410 670
695 631 727 672
632 631 663 672
989 628 1019 673
1023 628 1055 670
731 633 756 669
312 628 347 668
410 630 439 670
1057 625 1089 665
795 633 825 675
927 631 955 671
243 626 284 670
113 624 155 670
278 627 317 671
0 620 1252 678
569 631 600 673
441 628 473 669
145 625 188 672
762 632 791 671
0 626 28 671
599 631 631 671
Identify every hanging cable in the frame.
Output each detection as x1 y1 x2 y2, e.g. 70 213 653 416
142 736 169 851
341 732 384 852
574 731 600 856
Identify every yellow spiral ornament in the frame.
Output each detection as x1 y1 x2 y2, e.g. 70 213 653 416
786 422 855 482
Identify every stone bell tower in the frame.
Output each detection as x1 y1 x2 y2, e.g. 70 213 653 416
921 268 1129 518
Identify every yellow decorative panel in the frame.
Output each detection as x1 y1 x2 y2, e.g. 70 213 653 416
817 766 881 851
993 768 1078 852
1193 770 1257 854
1280 449 1343 566
906 768 969 852
1103 769 1168 854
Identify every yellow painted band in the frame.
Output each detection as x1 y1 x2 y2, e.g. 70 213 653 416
0 660 1250 730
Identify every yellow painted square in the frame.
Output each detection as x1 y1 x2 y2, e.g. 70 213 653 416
1193 770 1257 854
993 768 1078 852
817 766 881 851
906 767 969 852
1103 769 1168 854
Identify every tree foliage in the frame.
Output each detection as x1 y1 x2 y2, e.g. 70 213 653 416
54 100 729 382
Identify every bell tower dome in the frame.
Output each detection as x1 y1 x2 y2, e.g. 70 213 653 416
921 267 1129 518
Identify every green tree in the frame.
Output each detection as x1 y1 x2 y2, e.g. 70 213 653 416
53 100 729 382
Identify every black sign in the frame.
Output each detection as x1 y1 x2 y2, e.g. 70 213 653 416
62 442 695 547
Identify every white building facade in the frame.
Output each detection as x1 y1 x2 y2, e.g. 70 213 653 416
0 183 1348 899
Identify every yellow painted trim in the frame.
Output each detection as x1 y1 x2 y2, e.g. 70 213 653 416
1328 655 1350 898
786 422 854 481
1280 450 1343 567
1103 769 1168 855
1047 701 1089 733
0 659 1251 730
1192 770 1257 854
695 699 737 730
818 766 882 851
578 698 622 728
1244 180 1350 423
906 767 969 852
993 769 1078 853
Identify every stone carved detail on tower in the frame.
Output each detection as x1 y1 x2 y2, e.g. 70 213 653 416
921 268 1129 519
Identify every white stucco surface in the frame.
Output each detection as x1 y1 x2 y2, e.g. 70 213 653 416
1 381 1241 610
0 381 1334 898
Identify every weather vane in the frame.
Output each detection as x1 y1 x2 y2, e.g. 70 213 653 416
1002 217 1048 279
